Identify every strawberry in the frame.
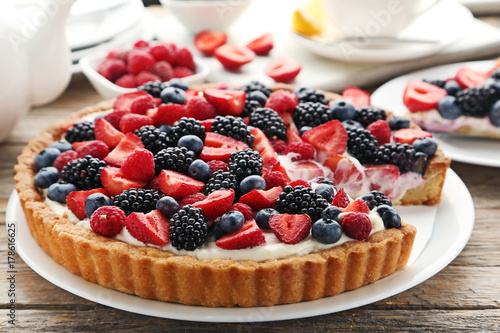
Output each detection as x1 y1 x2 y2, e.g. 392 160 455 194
192 189 235 218
149 42 174 62
96 58 127 82
135 71 161 86
393 128 433 145
265 56 302 82
194 30 227 55
129 94 156 115
246 33 273 55
104 133 144 167
251 127 278 168
172 47 196 70
339 212 372 240
332 188 350 208
324 155 365 194
342 87 370 108
214 44 255 69
90 206 126 237
158 170 205 199
121 148 155 182
229 203 253 221
148 104 188 126
342 198 370 214
101 166 148 196
271 139 287 155
67 188 109 220
455 67 489 88
73 140 109 159
127 49 155 75
285 142 315 161
265 89 299 114
146 177 161 191
126 210 170 246
268 213 311 244
204 132 248 149
302 120 347 157
180 192 207 207
364 164 400 197
173 66 195 78
203 88 246 116
200 118 215 132
185 96 217 120
288 179 310 188
185 89 199 98
238 186 282 210
286 120 303 145
103 110 129 129
153 61 174 82
200 146 237 162
113 90 149 112
119 113 154 134
264 171 287 190
366 119 391 145
94 118 125 149
270 161 292 183
206 160 228 174
215 219 265 250
403 80 447 113
115 74 137 88
53 150 78 172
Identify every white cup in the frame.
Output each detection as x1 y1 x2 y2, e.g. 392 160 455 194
323 0 441 37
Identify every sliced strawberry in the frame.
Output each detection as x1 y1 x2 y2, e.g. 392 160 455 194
364 164 400 198
180 192 207 207
214 44 255 69
251 127 278 168
130 94 156 115
393 128 433 145
339 212 372 240
90 206 126 237
104 133 144 167
265 89 299 114
67 188 108 220
286 160 324 180
270 161 292 183
185 96 217 120
200 146 237 162
147 104 188 126
286 120 303 145
302 120 348 158
265 56 302 82
215 219 266 250
332 188 350 208
268 213 311 244
158 170 205 199
455 67 489 88
113 90 149 112
200 118 215 132
207 160 228 174
229 203 253 221
238 186 282 210
324 155 365 195
192 189 235 219
342 198 370 214
73 140 109 159
403 80 447 113
246 33 273 55
366 119 391 145
94 118 125 149
204 132 249 149
126 210 170 246
342 87 370 108
203 88 246 116
119 113 154 134
194 30 227 55
121 148 155 182
101 166 148 196
103 110 129 129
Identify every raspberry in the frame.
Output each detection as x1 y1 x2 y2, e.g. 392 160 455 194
129 95 156 115
206 160 228 174
366 120 391 146
149 42 174 62
133 39 149 49
180 193 207 207
172 47 196 70
135 71 161 86
153 61 174 82
103 110 128 129
288 179 310 188
74 140 109 160
115 74 137 88
127 49 155 75
271 139 288 155
121 148 155 182
119 113 154 134
173 66 195 78
229 203 253 221
339 212 372 240
264 171 287 190
265 89 299 114
53 150 78 172
285 142 315 161
96 58 127 82
90 206 126 237
185 97 217 120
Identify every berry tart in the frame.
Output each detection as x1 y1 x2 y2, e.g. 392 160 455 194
15 80 450 307
403 62 500 139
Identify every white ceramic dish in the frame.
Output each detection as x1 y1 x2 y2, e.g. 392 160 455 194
371 59 500 168
80 51 210 99
7 169 474 322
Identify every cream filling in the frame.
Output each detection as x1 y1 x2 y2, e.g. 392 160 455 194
409 109 500 134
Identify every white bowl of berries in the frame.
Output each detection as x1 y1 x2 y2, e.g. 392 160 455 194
80 40 210 100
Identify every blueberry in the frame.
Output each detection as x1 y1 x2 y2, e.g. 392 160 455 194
158 124 172 134
85 193 113 218
35 147 61 170
156 196 180 218
50 141 73 152
341 119 363 131
330 100 356 121
178 135 203 156
188 159 210 182
219 211 245 233
489 100 500 127
211 222 226 241
413 137 437 157
314 183 335 202
376 205 401 229
255 208 278 229
239 175 266 195
388 116 410 130
299 126 313 136
320 206 341 221
484 78 500 94
312 219 343 244
47 182 77 204
160 86 187 104
444 80 462 96
437 96 462 120
34 167 59 189
247 90 267 105
167 78 189 91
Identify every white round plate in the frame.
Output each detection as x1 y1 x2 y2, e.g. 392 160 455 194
371 59 500 167
292 0 472 63
7 170 473 323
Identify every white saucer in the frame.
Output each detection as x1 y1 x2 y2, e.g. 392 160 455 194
293 0 473 63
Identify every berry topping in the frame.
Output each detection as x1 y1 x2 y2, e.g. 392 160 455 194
219 211 245 233
134 125 172 154
66 188 108 220
285 141 316 161
275 185 329 222
265 56 302 82
342 86 371 108
294 87 329 105
121 148 155 182
228 148 263 180
243 81 272 97
342 198 370 214
312 218 343 244
61 156 106 190
321 206 342 221
85 192 113 218
211 116 254 146
353 106 386 127
64 121 95 143
101 166 148 196
187 159 211 182
455 67 489 88
239 175 266 195
269 213 312 245
35 147 61 170
73 140 109 160
251 127 279 169
301 120 348 156
138 81 167 98
94 118 125 149
47 182 78 204
215 219 265 250
50 140 73 152
332 188 350 208
393 128 433 145
437 96 462 120
339 212 372 241
293 102 332 129
404 80 448 112
34 167 60 189
119 113 154 134
104 133 145 167
169 205 208 251
206 160 228 174
265 89 299 114
158 170 205 199
455 85 499 117
263 171 288 190
376 205 402 229
239 186 282 210
230 203 254 221
185 96 217 120
373 143 429 174
330 100 356 121
360 191 392 210
126 210 170 246
366 119 391 146
156 196 180 218
113 188 162 216
346 128 379 165
203 170 238 195
90 206 126 237
154 146 196 175
192 189 235 219
314 183 336 202
179 192 207 207
248 108 287 141
388 116 411 130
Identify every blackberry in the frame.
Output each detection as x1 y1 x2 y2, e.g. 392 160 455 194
203 170 238 195
154 146 196 175
346 128 379 165
491 69 500 81
353 106 386 127
241 99 262 117
275 185 329 222
169 205 208 251
134 125 173 153
373 143 429 174
292 102 333 129
423 79 446 88
360 191 392 210
242 80 272 97
228 148 263 180
61 156 106 190
455 86 499 117
113 188 162 215
170 117 206 143
249 108 287 140
294 87 329 105
211 116 254 146
64 121 95 143
138 81 167 98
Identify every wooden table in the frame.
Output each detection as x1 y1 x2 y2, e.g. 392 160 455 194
2 61 500 333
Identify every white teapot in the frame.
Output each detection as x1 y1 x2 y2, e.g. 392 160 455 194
0 0 75 142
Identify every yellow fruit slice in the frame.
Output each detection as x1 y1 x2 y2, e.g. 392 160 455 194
291 0 325 37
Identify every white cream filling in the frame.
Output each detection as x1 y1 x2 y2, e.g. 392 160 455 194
409 109 500 134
